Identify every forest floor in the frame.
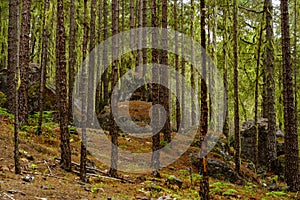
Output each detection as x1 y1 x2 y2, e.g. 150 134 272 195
0 109 299 200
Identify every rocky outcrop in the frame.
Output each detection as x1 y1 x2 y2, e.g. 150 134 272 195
240 118 284 168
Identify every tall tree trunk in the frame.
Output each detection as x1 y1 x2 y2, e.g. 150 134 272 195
174 0 180 132
68 0 76 123
293 0 298 145
7 0 20 114
87 0 97 127
8 0 21 174
233 0 240 174
103 0 109 106
190 0 196 126
254 17 263 167
264 0 276 171
161 0 171 143
180 0 185 131
280 0 299 192
19 0 31 126
37 0 49 135
222 0 229 146
56 0 71 171
151 0 160 171
96 0 103 114
199 0 209 199
109 0 119 178
80 0 89 181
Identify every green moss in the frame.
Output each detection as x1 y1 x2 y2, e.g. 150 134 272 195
0 92 6 107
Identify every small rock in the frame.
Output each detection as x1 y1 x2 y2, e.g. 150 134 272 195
22 174 34 182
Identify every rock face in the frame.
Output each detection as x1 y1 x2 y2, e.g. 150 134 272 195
240 118 284 168
0 64 56 113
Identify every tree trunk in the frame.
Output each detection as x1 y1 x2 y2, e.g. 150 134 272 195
8 0 21 174
254 17 263 167
37 0 49 135
198 0 209 199
190 0 196 126
174 0 180 132
80 0 89 181
103 0 109 106
109 0 119 178
68 0 76 123
233 0 240 175
280 0 299 192
151 0 160 171
56 0 71 171
264 0 276 171
19 0 31 126
161 0 171 143
180 0 185 131
87 0 97 127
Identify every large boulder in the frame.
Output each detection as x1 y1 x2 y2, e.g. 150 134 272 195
0 64 56 113
240 118 285 168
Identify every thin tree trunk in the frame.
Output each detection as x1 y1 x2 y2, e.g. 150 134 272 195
87 0 97 127
180 0 185 131
19 0 31 126
96 0 103 114
254 17 263 167
161 0 171 143
103 0 109 106
37 0 49 135
56 0 71 171
174 0 180 132
190 0 196 126
109 0 119 178
222 0 229 147
264 0 276 171
80 0 89 181
8 0 21 174
280 0 299 192
199 0 209 199
151 0 160 171
68 0 76 123
233 0 240 175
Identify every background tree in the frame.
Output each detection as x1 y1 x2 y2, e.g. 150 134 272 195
37 0 49 135
280 0 299 192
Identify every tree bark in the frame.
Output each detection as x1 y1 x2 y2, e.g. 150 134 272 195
264 0 276 171
37 0 49 135
198 0 209 199
19 0 31 126
280 0 299 192
56 0 71 171
8 0 21 174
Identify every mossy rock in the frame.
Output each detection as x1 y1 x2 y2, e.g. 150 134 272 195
0 91 7 107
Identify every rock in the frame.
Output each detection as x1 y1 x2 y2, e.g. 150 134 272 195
22 174 34 182
166 175 183 188
190 154 244 185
